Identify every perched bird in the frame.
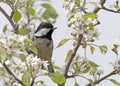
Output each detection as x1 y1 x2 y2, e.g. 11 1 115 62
33 22 57 73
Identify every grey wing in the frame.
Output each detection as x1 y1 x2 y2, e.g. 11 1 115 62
33 38 54 73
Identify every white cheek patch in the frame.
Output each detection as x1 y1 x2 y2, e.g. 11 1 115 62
34 28 50 37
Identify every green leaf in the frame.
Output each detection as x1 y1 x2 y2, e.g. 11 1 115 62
0 45 6 62
88 79 94 84
68 15 74 21
90 46 95 54
108 79 120 86
3 24 8 33
89 61 98 72
35 80 45 85
22 73 31 86
74 82 80 86
112 44 118 55
75 0 80 6
89 60 99 67
112 48 118 56
19 54 26 62
99 45 108 54
51 72 66 84
13 10 22 23
19 27 31 35
84 12 97 19
53 65 61 70
114 1 119 9
113 44 118 48
28 45 37 55
41 3 58 23
24 39 33 45
27 0 34 6
82 66 90 73
65 50 72 62
89 39 95 42
56 39 69 48
89 23 94 31
26 7 35 16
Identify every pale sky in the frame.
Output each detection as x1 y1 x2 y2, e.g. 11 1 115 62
0 0 120 86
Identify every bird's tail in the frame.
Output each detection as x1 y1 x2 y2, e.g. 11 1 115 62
48 61 54 73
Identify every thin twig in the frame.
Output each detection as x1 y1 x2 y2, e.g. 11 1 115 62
2 62 25 86
26 3 31 24
0 6 19 34
93 0 120 14
86 69 116 86
27 13 31 24
102 6 120 13
30 77 35 86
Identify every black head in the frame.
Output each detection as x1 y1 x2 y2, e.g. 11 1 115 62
34 22 57 40
35 22 54 33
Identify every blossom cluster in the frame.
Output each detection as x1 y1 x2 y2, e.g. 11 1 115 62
13 54 48 76
70 17 100 40
69 56 103 77
63 0 100 40
0 32 27 58
111 58 120 74
69 56 89 74
0 32 48 85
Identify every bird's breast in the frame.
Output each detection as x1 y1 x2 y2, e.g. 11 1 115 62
33 38 53 61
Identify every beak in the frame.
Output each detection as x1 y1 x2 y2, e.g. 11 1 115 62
53 27 57 30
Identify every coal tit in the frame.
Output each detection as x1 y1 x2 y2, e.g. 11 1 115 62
33 22 57 73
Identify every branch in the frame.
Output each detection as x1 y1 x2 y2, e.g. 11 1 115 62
58 35 83 86
30 77 35 86
86 69 117 86
0 6 19 34
2 62 25 86
64 34 83 77
102 6 120 13
93 0 106 13
93 0 120 14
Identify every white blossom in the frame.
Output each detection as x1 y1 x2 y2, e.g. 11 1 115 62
5 60 10 65
97 69 104 75
63 1 70 15
0 32 28 58
70 2 75 11
18 35 27 43
85 18 93 25
26 54 41 68
63 1 75 15
17 62 27 72
69 56 89 73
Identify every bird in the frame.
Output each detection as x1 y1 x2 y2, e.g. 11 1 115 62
33 22 57 73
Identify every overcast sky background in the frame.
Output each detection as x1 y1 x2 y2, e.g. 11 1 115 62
0 0 120 86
